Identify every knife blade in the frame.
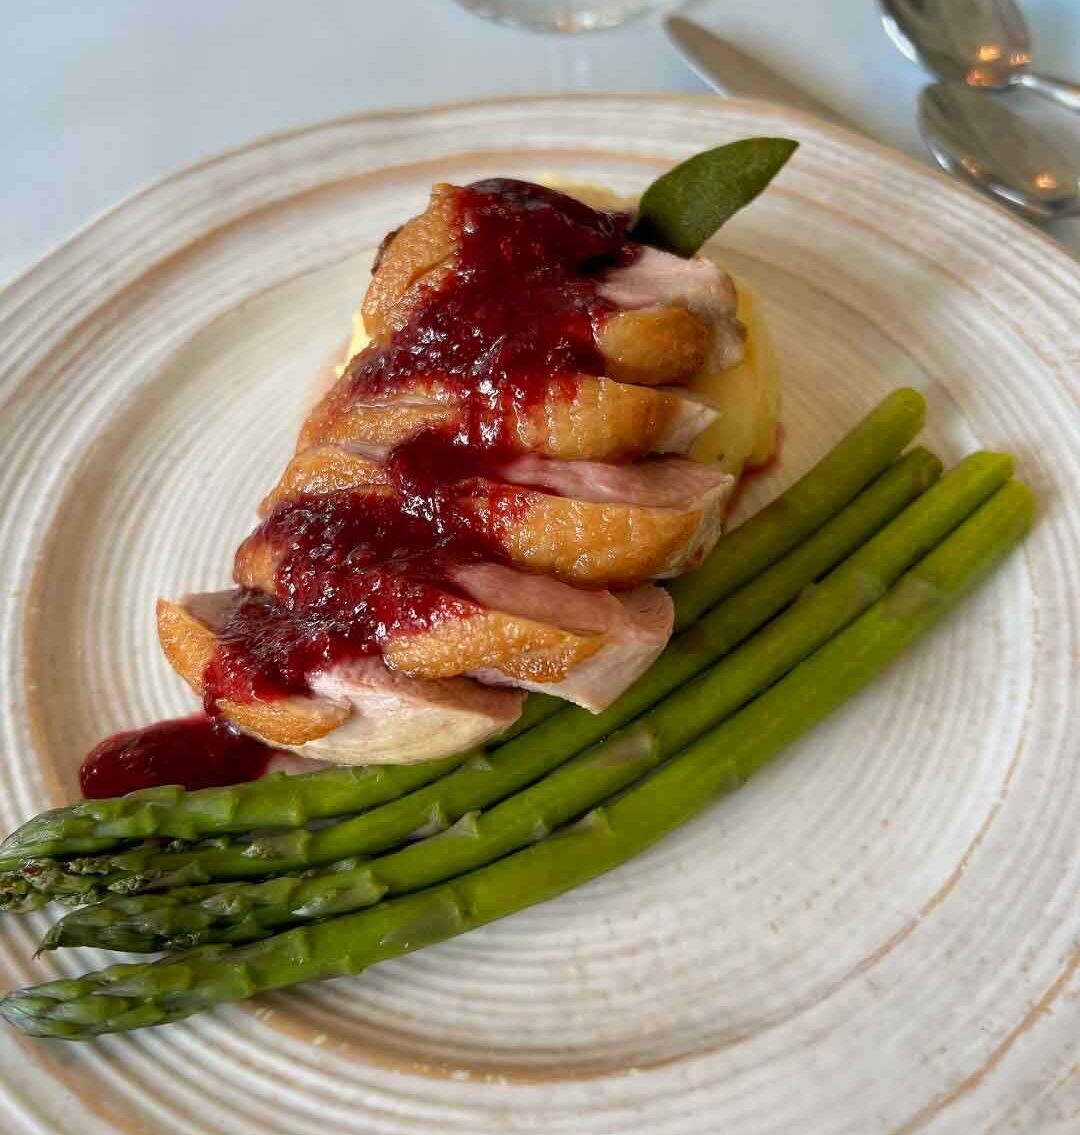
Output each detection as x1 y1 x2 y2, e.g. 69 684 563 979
664 16 857 131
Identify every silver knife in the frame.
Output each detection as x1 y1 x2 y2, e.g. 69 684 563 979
664 16 857 131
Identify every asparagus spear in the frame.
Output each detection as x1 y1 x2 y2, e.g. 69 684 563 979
3 444 948 911
0 388 926 867
0 875 45 913
42 449 1010 951
0 756 473 867
2 480 1033 1038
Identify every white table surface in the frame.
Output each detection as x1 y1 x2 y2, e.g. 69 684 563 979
3 0 1078 287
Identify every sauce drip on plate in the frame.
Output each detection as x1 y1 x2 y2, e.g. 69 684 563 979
80 715 278 798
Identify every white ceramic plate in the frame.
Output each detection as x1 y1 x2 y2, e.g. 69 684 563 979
0 96 1076 1135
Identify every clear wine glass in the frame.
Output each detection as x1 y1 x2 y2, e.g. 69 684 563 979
453 0 671 33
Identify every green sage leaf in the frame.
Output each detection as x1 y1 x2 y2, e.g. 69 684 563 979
631 137 798 257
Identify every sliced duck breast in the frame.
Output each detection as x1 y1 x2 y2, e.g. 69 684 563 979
303 659 524 764
242 446 733 589
152 177 760 770
156 596 524 762
363 181 741 385
297 371 719 461
452 564 673 712
599 245 746 371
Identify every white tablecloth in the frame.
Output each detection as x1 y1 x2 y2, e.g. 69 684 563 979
3 0 1077 285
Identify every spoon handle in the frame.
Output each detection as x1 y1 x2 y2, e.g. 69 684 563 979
1013 71 1080 113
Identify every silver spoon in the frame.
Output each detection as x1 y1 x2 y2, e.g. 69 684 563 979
919 82 1080 220
882 0 1080 112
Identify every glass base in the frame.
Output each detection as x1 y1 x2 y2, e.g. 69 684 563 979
453 0 666 33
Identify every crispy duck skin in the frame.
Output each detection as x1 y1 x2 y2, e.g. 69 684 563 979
381 565 612 684
360 184 459 341
595 306 712 387
296 371 719 461
156 597 350 747
243 446 732 587
463 574 673 711
257 444 392 515
160 585 606 694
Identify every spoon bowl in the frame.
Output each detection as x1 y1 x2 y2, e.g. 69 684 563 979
882 0 1029 89
882 0 1080 111
918 82 1080 221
